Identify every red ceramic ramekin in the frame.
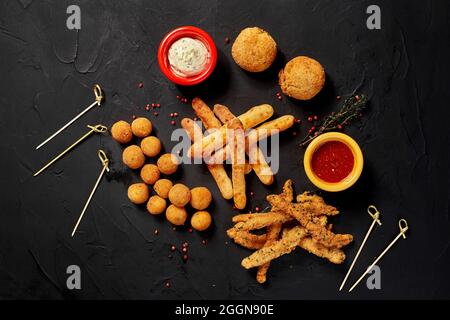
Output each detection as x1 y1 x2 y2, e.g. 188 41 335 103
157 26 217 86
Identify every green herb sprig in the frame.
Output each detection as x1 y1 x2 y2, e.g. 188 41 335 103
300 94 368 147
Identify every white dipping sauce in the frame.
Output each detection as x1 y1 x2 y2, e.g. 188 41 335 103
168 37 209 77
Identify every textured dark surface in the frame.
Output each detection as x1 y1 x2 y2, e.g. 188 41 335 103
0 0 449 300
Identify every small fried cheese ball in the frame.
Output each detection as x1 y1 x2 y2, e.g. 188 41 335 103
140 136 161 157
166 204 187 226
146 195 166 215
111 120 132 144
278 56 325 100
123 145 145 169
190 187 212 210
153 179 173 199
191 211 212 231
140 164 160 185
127 183 149 204
231 27 277 72
157 153 179 175
168 183 191 207
131 117 152 137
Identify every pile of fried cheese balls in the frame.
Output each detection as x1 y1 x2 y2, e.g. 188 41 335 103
111 117 213 231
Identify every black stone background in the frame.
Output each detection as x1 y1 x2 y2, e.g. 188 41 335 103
0 0 449 300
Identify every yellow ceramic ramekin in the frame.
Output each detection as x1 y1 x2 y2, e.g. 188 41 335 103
303 132 363 192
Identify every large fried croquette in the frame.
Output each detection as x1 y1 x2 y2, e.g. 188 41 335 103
127 183 149 204
157 153 179 175
191 211 212 231
140 164 160 185
123 145 145 169
140 136 161 157
131 117 152 137
168 183 191 207
231 27 277 72
111 120 132 144
166 204 187 226
153 179 173 199
146 195 167 215
278 56 325 100
190 187 212 210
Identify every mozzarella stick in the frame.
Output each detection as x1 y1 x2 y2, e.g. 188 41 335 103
246 115 295 145
181 118 233 199
228 118 246 210
192 98 222 130
213 104 274 185
188 104 274 158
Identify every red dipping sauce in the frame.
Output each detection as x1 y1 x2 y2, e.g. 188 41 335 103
311 141 354 183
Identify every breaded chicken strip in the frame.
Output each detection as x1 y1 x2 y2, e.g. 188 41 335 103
267 195 352 249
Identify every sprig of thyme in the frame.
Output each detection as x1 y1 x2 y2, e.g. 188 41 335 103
300 94 368 147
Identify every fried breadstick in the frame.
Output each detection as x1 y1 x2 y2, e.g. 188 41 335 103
181 118 233 199
228 117 246 209
213 104 274 185
241 226 308 269
188 104 274 158
192 98 222 130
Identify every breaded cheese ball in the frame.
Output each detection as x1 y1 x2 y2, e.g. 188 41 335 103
146 195 166 215
131 117 152 137
111 120 132 144
140 136 161 157
157 153 179 175
278 56 325 100
140 164 160 185
190 187 212 210
153 179 173 199
127 183 149 204
168 183 191 207
231 27 277 72
166 204 187 226
191 211 212 231
122 145 145 169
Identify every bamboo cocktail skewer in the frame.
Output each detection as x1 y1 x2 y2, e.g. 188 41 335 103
71 150 110 237
36 84 104 150
33 124 107 177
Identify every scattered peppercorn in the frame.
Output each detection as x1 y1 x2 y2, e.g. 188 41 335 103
154 229 159 235
202 239 207 245
170 245 176 252
337 124 343 130
293 131 297 136
307 116 313 122
183 255 188 261
153 111 158 116
182 247 188 253
165 281 171 288
188 228 193 233
138 83 143 88
171 120 176 126
225 37 230 44
250 191 254 196
313 115 318 121
132 115 137 120
336 95 341 100
255 207 261 212
295 119 302 124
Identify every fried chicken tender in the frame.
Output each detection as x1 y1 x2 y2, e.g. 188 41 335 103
227 228 268 250
241 226 308 269
296 192 340 216
267 195 352 249
256 223 282 283
298 237 345 264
